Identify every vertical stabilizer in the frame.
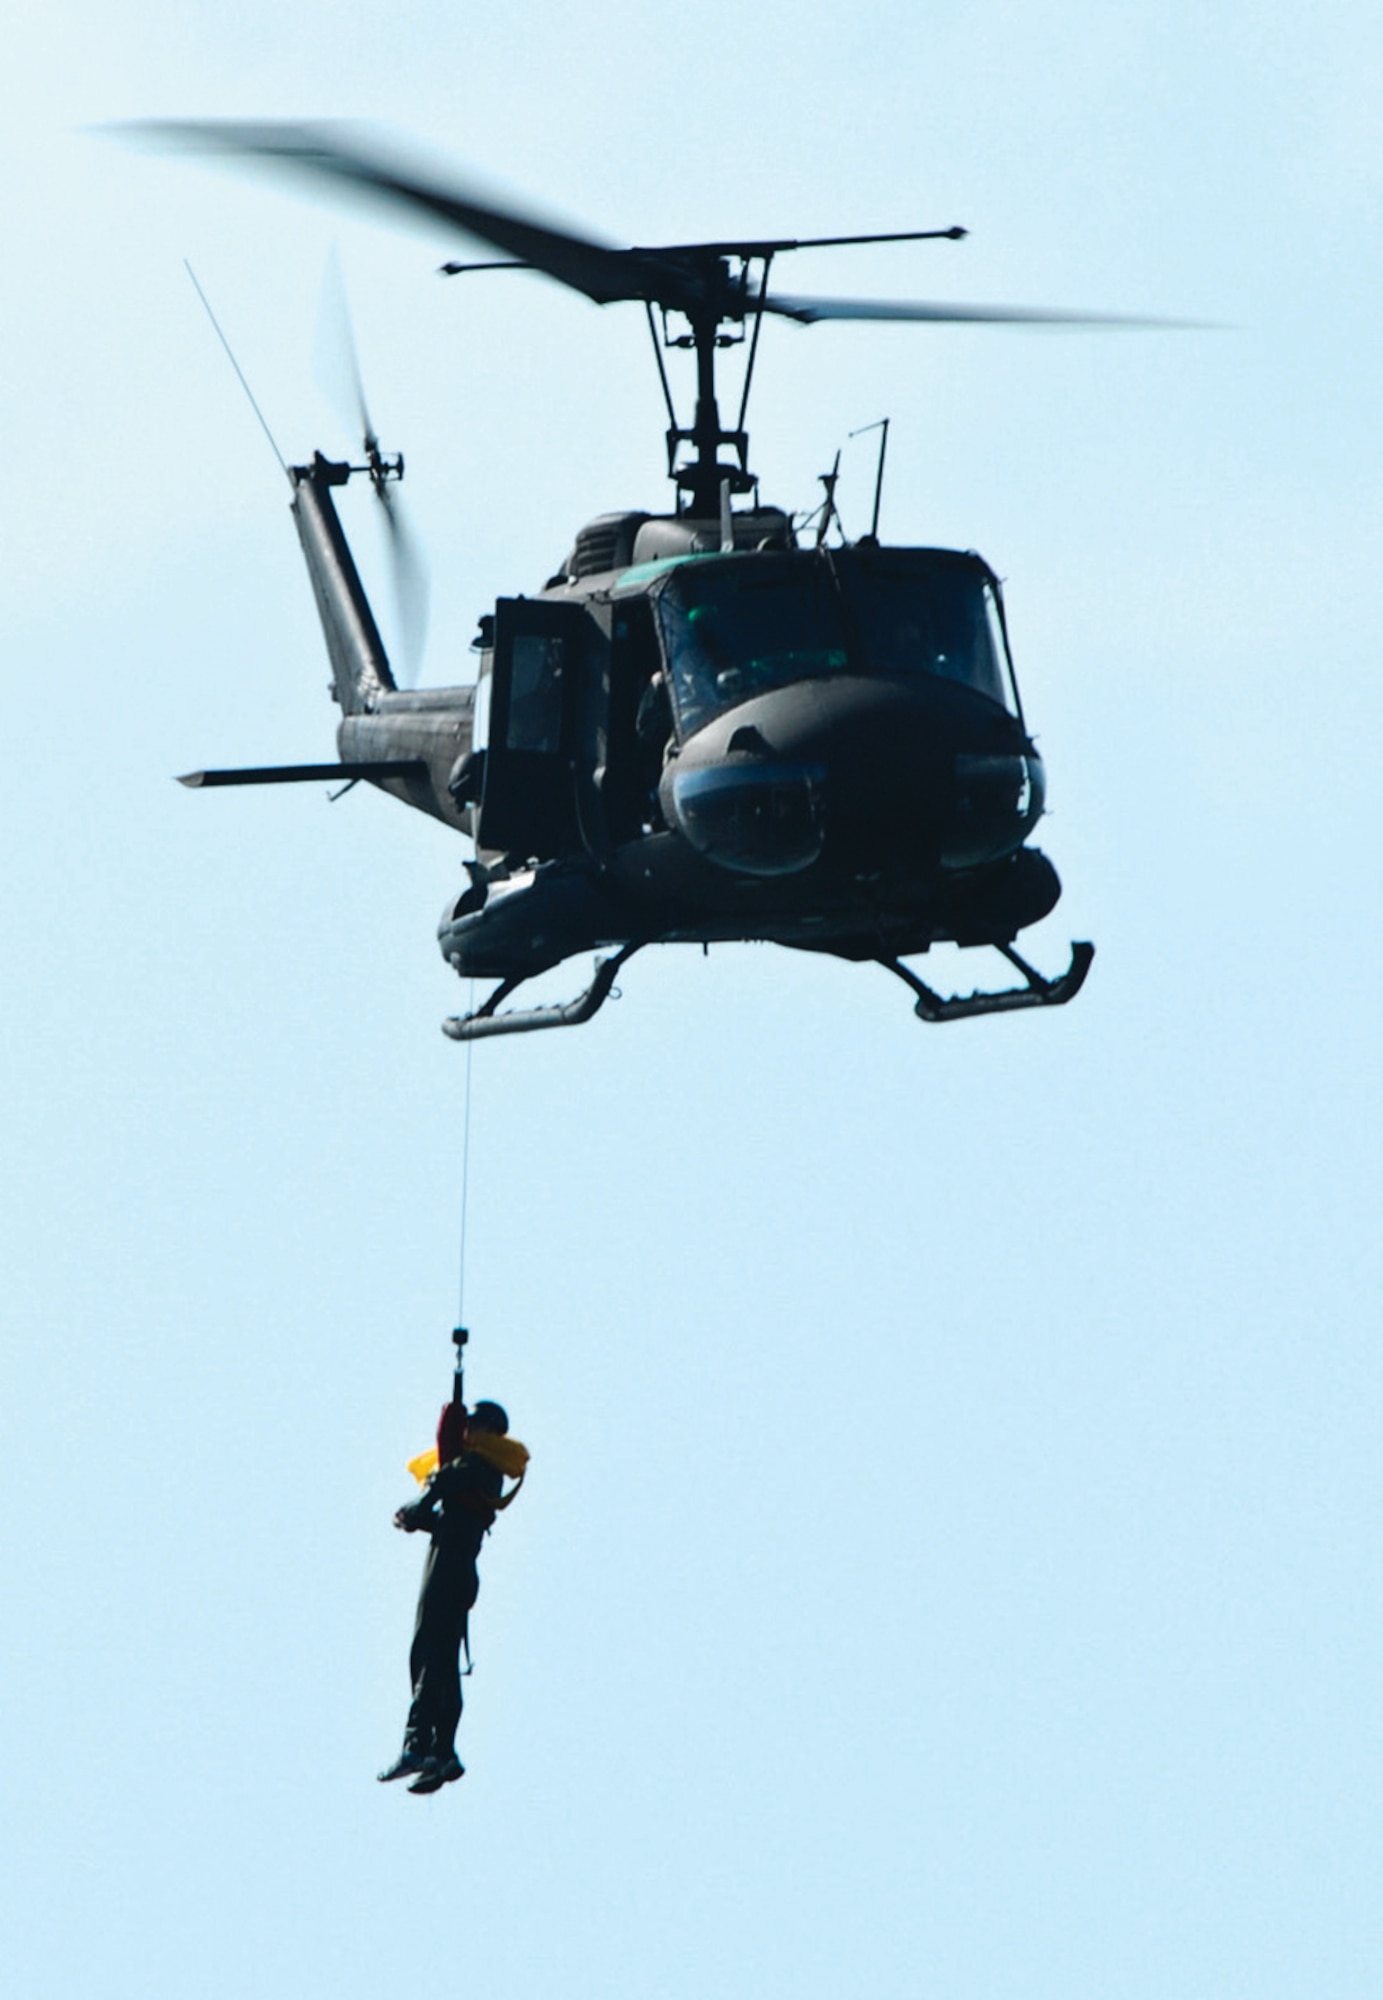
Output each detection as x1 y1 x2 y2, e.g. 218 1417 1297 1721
291 453 396 714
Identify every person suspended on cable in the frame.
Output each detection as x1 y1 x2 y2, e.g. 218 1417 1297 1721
378 1391 529 1794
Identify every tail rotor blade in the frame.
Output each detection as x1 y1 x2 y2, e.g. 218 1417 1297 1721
315 246 429 684
314 242 375 447
379 481 431 688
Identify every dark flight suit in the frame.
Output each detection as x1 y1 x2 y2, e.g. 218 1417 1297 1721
399 1451 504 1763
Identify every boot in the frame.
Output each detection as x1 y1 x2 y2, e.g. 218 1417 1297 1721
378 1749 427 1783
407 1757 446 1795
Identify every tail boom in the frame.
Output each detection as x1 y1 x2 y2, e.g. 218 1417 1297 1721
291 452 395 715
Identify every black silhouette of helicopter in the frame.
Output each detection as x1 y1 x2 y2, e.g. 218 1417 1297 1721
147 121 1145 1040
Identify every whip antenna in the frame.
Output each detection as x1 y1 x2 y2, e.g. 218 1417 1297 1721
850 417 890 539
183 260 290 482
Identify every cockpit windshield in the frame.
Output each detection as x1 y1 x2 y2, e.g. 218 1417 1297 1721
840 550 1014 712
656 557 847 738
654 548 1018 737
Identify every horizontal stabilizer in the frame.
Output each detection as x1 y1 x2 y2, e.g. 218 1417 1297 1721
178 760 428 787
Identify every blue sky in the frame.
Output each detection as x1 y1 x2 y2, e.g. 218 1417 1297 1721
4 5 1381 1996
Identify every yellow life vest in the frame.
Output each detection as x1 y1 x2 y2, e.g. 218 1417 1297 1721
407 1431 531 1501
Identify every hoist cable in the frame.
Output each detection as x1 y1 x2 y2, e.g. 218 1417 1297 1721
456 979 476 1328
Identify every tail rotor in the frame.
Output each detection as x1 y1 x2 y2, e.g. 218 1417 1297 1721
316 246 431 686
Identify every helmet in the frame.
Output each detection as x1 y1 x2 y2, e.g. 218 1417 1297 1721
469 1399 509 1435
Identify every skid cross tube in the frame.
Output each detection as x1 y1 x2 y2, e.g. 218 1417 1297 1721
880 940 1094 1023
441 944 643 1042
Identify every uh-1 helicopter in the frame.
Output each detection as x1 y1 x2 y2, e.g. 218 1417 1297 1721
144 120 1151 1040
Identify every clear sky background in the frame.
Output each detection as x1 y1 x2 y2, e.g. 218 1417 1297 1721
4 5 1381 1995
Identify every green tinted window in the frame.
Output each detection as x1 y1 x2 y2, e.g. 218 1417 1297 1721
657 559 848 735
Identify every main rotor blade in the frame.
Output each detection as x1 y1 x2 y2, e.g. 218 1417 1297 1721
643 225 968 257
126 123 1197 335
765 292 1200 328
129 119 670 309
123 121 969 323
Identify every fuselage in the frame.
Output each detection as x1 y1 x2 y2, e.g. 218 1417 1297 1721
424 517 1063 979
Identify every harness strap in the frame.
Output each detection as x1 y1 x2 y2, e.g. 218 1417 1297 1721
491 1469 526 1512
448 1466 525 1531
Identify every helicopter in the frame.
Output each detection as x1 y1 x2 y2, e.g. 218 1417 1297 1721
141 120 1146 1040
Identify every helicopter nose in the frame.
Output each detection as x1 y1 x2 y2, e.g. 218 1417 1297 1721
664 756 828 876
664 677 1040 876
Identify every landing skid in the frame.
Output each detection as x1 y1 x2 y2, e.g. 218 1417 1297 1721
442 944 643 1042
880 939 1094 1023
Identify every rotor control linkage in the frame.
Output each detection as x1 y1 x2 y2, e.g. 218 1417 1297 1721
880 940 1094 1023
441 943 643 1043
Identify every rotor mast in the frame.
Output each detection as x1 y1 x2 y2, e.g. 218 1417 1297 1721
677 304 745 517
688 304 727 515
659 251 767 518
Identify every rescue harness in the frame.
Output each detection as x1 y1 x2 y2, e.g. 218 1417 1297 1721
406 1428 530 1514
